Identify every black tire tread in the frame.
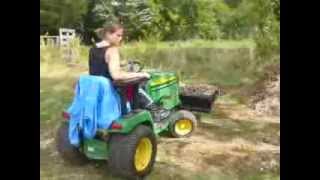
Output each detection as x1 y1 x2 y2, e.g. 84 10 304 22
108 125 157 180
56 123 88 165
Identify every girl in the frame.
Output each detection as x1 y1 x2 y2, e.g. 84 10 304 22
90 24 150 80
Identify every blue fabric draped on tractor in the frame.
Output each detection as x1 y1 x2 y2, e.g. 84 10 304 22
67 75 122 147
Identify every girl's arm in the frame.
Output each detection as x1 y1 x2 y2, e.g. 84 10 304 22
107 47 149 81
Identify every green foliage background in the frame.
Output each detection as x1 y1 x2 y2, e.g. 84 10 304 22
40 0 279 58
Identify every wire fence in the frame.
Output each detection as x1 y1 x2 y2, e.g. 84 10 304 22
40 28 79 63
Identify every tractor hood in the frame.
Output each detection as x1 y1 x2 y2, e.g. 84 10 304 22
148 71 178 88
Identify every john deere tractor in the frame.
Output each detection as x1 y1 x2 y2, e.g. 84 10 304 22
56 60 217 179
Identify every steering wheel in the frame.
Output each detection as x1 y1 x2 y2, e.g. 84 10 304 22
127 60 144 72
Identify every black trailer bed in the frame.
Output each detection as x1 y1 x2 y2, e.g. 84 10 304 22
179 84 219 113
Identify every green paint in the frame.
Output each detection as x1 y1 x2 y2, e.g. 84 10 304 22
110 110 154 134
146 71 181 109
81 110 154 160
82 138 109 160
154 120 170 134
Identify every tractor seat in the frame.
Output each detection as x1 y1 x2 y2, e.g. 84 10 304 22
113 76 149 87
113 77 149 113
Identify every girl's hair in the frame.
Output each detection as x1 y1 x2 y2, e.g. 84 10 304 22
103 24 123 34
96 23 124 39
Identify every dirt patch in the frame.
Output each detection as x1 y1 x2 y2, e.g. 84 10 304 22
215 102 279 124
157 132 279 177
249 64 280 117
228 63 280 118
180 84 221 97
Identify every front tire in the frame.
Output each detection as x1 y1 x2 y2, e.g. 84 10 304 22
169 110 197 138
108 125 157 179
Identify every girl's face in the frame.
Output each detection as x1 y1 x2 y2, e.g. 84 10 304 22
105 28 124 46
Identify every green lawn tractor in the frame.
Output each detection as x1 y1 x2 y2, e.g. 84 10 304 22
56 61 218 179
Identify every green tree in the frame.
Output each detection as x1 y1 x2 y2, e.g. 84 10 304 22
80 0 105 44
40 0 87 34
147 0 220 41
216 0 280 57
92 0 153 41
194 0 221 40
244 0 280 58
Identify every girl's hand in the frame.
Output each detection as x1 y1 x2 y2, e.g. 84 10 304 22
140 72 151 79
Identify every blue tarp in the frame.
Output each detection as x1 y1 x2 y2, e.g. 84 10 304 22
67 75 122 147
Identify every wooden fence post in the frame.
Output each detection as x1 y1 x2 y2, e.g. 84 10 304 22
59 28 76 63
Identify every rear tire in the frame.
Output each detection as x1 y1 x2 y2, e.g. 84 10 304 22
56 123 88 165
169 110 197 138
108 125 157 180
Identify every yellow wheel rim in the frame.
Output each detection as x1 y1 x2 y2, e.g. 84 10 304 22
134 137 153 172
174 119 193 136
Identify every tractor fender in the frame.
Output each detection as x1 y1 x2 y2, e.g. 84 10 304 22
109 110 154 134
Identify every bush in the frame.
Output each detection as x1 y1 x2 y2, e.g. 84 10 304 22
195 0 222 40
234 0 280 59
253 1 280 59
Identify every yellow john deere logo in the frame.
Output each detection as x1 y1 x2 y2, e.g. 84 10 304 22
150 76 176 87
